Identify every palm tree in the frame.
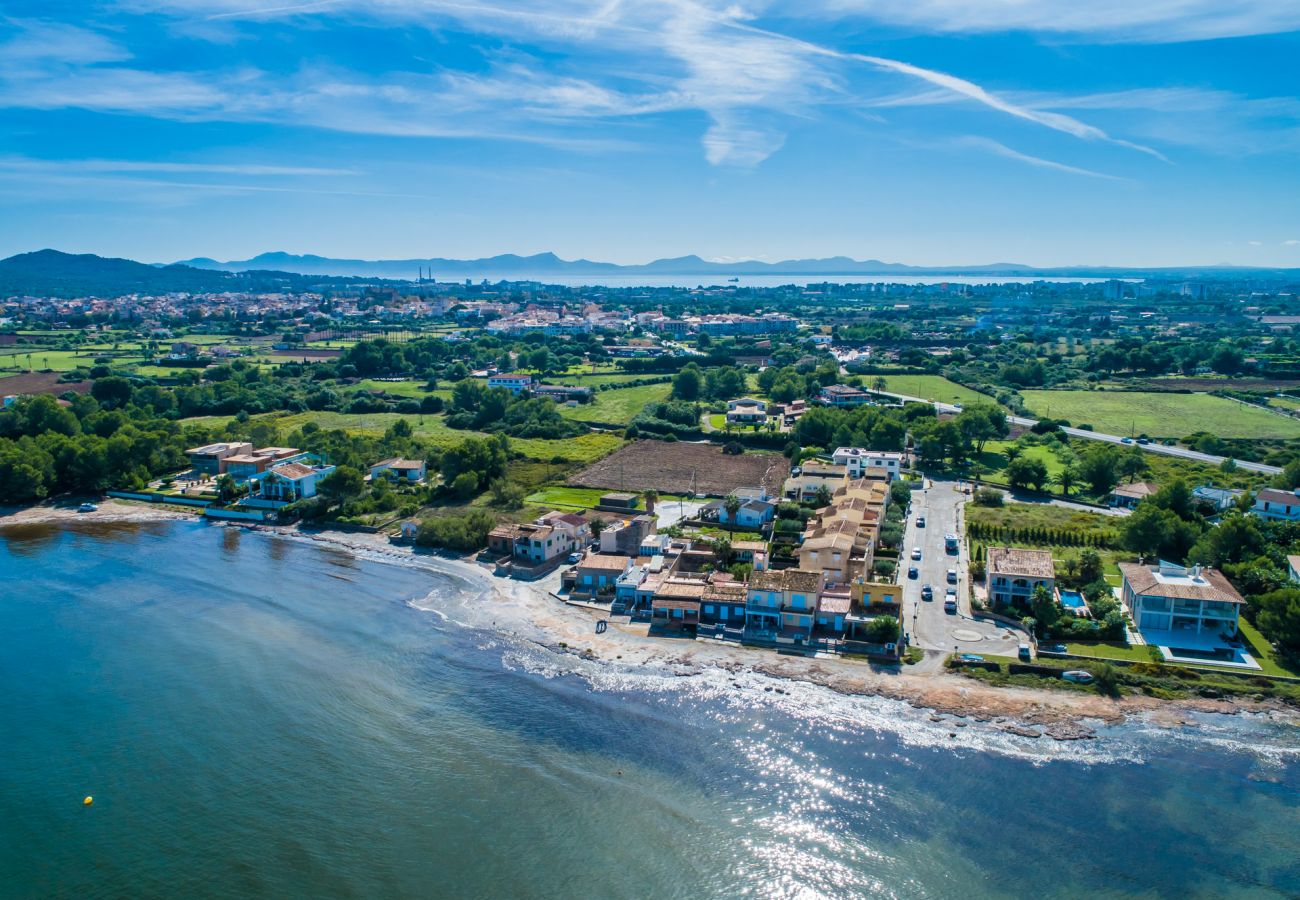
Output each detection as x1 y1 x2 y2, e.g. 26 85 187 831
1003 444 1022 464
723 494 742 539
1056 464 1079 497
872 375 887 394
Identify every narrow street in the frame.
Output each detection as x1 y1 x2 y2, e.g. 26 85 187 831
901 479 1028 656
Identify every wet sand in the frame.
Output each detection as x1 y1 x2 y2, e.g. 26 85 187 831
5 500 1294 741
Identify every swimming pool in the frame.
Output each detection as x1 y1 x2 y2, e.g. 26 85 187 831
1060 590 1087 610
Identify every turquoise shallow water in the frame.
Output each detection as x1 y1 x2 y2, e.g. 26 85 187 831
2 520 1298 899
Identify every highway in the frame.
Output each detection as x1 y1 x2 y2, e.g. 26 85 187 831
878 390 1282 476
900 480 1028 656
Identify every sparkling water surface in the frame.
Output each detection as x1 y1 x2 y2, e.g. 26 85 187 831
2 521 1297 899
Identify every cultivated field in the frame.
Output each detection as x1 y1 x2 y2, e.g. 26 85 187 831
873 375 991 406
1020 390 1300 439
567 440 789 496
0 372 91 395
1141 376 1300 393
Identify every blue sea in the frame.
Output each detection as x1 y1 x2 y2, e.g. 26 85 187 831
2 520 1297 899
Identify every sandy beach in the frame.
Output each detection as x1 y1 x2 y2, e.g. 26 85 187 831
5 499 1295 741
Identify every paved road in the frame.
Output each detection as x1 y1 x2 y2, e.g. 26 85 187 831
878 390 1282 476
901 480 1028 656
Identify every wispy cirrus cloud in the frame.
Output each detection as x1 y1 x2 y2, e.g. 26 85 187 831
956 136 1129 181
776 0 1300 43
0 1 1228 169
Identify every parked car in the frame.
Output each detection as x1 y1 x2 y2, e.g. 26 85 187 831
1041 643 1067 654
945 587 957 599
1062 670 1095 684
921 584 933 601
1121 437 1134 444
1137 437 1150 445
911 547 922 560
915 516 926 528
1018 643 1032 661
946 568 957 584
907 566 919 579
943 598 957 614
957 653 984 663
567 552 582 564
78 502 98 513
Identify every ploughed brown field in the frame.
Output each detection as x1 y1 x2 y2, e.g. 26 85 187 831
567 439 789 497
0 372 91 395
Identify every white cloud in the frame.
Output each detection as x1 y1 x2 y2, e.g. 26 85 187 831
956 136 1129 181
1285 239 1300 246
776 1 1300 43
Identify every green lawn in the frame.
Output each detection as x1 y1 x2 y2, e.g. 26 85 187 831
548 372 662 386
1020 390 1300 439
1237 618 1300 678
560 382 673 425
1061 641 1153 662
250 411 480 447
981 440 1066 480
0 349 117 372
871 375 991 406
524 486 632 510
351 378 433 398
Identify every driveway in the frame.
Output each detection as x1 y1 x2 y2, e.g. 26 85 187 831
654 498 706 529
901 479 1029 656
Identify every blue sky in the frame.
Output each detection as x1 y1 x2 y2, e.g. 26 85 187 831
1 1 1298 266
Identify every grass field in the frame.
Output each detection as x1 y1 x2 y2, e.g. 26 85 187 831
0 349 114 372
1236 618 1300 678
523 486 631 510
872 375 991 406
246 411 480 447
559 382 673 425
1060 642 1153 662
509 432 624 464
1020 390 1300 439
979 441 1066 481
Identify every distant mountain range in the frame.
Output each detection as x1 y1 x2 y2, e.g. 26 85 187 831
2 248 1298 298
174 251 1300 281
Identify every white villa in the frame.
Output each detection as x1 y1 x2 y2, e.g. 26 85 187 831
986 547 1056 609
1119 562 1250 666
726 397 768 425
831 447 904 481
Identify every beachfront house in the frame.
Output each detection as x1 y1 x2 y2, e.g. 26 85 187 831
744 569 824 643
651 579 705 629
1119 561 1244 650
186 441 253 476
257 459 336 504
986 547 1056 609
573 553 634 596
369 457 427 483
700 580 747 629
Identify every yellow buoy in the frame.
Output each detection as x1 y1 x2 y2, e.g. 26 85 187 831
83 796 93 806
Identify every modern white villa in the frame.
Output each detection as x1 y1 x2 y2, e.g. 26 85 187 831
1118 561 1256 668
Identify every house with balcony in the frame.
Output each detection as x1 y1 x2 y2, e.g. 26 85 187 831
700 580 747 629
843 579 903 651
831 448 904 482
783 462 848 502
256 458 335 505
1253 487 1300 521
486 373 533 395
817 384 872 407
369 457 427 483
986 547 1056 610
744 569 824 644
651 578 706 630
725 397 768 425
186 441 253 476
1119 562 1252 667
701 497 775 529
572 553 634 598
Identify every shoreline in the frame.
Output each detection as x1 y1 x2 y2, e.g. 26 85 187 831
4 499 1297 743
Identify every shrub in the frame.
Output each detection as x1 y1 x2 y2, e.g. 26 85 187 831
415 509 496 552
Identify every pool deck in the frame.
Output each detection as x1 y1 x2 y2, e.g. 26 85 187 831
1142 628 1261 670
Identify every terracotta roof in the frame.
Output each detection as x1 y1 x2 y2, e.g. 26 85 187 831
1119 563 1245 604
987 546 1055 579
576 553 632 571
656 580 707 600
652 598 702 611
267 462 316 481
1256 488 1300 506
1113 481 1159 499
818 595 852 615
748 570 785 592
703 583 746 603
372 457 424 470
730 540 768 552
782 569 823 593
